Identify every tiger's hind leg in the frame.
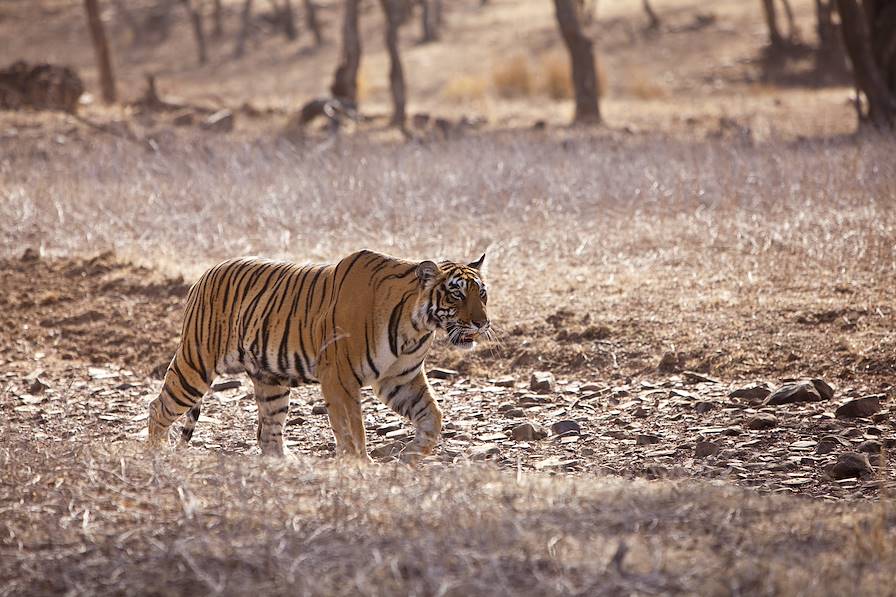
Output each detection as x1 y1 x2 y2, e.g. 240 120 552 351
251 378 291 457
148 355 211 450
178 403 202 447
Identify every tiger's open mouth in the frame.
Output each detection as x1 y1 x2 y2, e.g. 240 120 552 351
450 331 480 349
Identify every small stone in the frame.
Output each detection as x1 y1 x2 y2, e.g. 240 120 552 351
657 352 684 373
694 440 720 458
21 248 40 262
827 452 874 480
816 435 850 454
428 367 459 380
28 378 49 394
311 404 328 415
580 382 602 392
636 434 661 445
211 380 242 392
764 381 823 406
683 371 719 384
376 422 402 436
810 379 835 401
834 395 881 419
371 441 404 459
492 376 516 387
695 401 715 414
504 408 526 418
745 413 778 430
469 443 501 460
857 439 882 454
729 384 772 402
172 110 195 126
530 371 556 394
511 422 548 441
550 419 581 436
632 406 649 418
201 109 235 133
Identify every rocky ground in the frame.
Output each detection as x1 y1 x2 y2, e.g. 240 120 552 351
3 251 892 501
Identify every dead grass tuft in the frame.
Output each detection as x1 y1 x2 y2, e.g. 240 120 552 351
492 55 533 98
540 52 574 100
441 74 489 103
0 428 893 596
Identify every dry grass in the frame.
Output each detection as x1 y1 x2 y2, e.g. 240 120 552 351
492 55 534 99
441 74 489 103
1 427 893 596
2 128 895 383
539 52 574 100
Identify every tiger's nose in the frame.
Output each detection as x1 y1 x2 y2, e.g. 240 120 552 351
472 319 489 331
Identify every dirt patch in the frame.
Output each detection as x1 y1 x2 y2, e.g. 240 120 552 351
0 251 187 374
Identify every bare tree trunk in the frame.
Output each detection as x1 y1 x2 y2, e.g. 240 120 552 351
380 0 407 127
761 0 784 47
420 0 437 42
304 0 323 46
837 0 896 127
330 0 361 105
780 0 797 39
643 0 660 30
84 0 117 103
433 0 443 26
270 0 298 39
213 0 224 37
180 0 208 65
234 0 253 58
553 0 600 124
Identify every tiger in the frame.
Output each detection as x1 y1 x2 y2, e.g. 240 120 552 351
147 250 491 464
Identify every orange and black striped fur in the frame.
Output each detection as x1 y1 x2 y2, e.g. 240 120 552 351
148 250 491 463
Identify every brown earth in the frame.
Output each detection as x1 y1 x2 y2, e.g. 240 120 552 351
2 250 893 502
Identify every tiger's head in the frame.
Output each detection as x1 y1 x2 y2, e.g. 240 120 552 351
416 254 491 350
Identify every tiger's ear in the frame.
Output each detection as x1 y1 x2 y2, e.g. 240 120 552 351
416 261 440 286
468 253 486 271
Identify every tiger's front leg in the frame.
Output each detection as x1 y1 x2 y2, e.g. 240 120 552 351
374 369 442 465
319 368 372 462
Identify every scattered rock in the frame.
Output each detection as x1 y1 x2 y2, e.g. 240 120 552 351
469 443 501 461
503 407 526 418
529 371 556 394
683 371 719 384
28 378 49 394
657 352 685 373
745 413 777 430
636 433 661 445
834 395 881 419
811 379 835 401
492 376 515 387
694 440 720 458
511 422 548 441
764 380 828 406
21 248 40 262
694 401 715 414
311 404 328 415
550 420 581 436
729 384 771 402
172 109 195 126
211 380 241 392
826 452 874 480
428 367 459 380
857 439 882 454
201 109 234 133
376 422 402 436
370 441 404 460
816 435 850 454
0 61 84 113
